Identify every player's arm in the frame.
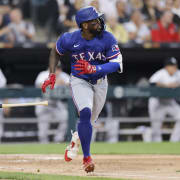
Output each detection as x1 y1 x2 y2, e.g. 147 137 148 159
49 46 60 73
150 71 180 89
151 82 171 88
92 53 123 76
100 53 123 74
74 54 122 76
109 53 123 73
155 82 180 88
74 55 122 76
41 34 67 93
41 47 60 93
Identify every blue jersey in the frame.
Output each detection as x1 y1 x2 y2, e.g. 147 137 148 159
56 30 121 81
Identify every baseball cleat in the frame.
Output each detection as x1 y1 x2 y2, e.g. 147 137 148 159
64 130 80 162
83 156 95 173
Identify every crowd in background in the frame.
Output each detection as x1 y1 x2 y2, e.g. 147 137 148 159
0 0 180 47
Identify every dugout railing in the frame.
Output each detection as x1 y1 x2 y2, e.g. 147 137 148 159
0 117 175 142
0 86 180 142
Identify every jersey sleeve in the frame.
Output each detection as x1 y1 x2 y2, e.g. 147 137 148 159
56 33 68 55
105 32 121 60
176 71 180 83
149 71 162 83
0 69 6 88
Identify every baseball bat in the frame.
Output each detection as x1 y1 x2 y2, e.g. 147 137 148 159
0 101 48 108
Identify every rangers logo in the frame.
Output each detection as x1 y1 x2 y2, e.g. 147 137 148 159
112 44 119 52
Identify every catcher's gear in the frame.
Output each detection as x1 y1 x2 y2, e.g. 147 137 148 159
41 73 56 93
75 6 105 31
74 59 97 75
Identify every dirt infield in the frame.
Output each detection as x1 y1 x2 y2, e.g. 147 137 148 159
0 154 180 180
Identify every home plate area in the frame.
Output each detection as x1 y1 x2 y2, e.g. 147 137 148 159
0 154 180 180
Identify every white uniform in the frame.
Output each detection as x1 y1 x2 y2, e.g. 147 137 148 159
148 68 180 142
0 69 7 142
35 70 70 143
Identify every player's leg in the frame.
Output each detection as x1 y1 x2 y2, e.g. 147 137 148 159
91 78 108 123
71 76 94 155
78 78 107 173
167 102 180 142
54 101 68 142
35 105 51 143
66 76 94 171
148 99 165 142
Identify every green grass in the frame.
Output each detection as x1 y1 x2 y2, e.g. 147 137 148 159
0 142 180 154
0 143 179 180
0 171 126 180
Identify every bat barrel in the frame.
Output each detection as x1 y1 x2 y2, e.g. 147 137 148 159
0 101 48 108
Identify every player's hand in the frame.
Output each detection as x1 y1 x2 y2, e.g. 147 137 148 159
41 73 56 93
74 59 96 75
167 83 180 89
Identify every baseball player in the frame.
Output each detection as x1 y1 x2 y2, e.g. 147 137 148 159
0 68 7 142
41 6 123 173
149 57 180 142
35 64 69 143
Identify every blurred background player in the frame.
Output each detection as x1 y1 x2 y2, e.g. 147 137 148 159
35 63 69 143
41 6 123 173
148 57 180 142
0 68 7 142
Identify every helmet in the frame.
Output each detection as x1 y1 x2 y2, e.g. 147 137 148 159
75 6 105 31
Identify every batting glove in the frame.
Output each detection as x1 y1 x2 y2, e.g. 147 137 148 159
74 59 96 75
41 73 56 93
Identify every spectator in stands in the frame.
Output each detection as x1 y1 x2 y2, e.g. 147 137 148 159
35 63 69 143
0 2 11 26
0 0 22 8
148 57 180 142
151 11 179 43
164 0 174 11
128 0 144 11
8 8 35 46
124 10 151 44
0 13 13 44
172 0 180 26
156 0 166 12
89 0 100 11
98 0 117 18
30 0 49 26
141 0 161 28
116 0 129 23
106 15 129 44
0 8 36 46
156 0 173 12
56 0 83 34
56 3 69 35
0 68 7 142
